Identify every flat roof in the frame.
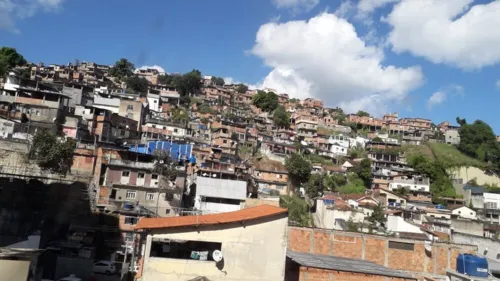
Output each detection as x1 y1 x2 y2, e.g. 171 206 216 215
287 250 417 280
135 204 287 230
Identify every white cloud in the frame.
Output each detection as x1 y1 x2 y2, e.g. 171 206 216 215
385 0 500 70
251 12 423 115
357 0 400 18
427 91 446 109
136 65 166 74
272 0 319 14
427 84 464 109
0 0 65 32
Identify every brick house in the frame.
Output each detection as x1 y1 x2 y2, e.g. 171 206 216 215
252 158 289 195
302 98 324 108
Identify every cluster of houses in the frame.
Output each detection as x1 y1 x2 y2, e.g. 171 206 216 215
1 61 499 281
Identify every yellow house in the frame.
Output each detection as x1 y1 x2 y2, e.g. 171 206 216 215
135 205 288 281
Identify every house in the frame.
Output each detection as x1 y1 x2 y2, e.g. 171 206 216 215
285 250 417 281
252 158 289 195
302 98 324 108
374 188 407 208
313 195 366 230
119 99 145 127
388 175 430 194
141 118 187 140
134 205 288 281
193 176 248 214
329 142 348 156
445 129 460 145
423 208 452 235
328 134 349 148
399 117 432 131
451 206 477 220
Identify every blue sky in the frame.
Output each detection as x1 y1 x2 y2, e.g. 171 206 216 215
2 0 500 132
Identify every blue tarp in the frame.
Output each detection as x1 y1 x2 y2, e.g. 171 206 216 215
128 141 193 161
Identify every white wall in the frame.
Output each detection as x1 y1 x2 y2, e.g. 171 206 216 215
387 216 423 234
196 201 242 214
142 216 288 281
451 206 477 220
389 181 430 193
484 193 500 209
329 144 347 156
313 199 365 230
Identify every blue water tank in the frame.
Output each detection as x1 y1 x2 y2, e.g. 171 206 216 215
456 254 488 278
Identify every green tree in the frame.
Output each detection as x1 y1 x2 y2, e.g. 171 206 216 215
457 119 500 164
0 47 27 77
338 173 366 194
368 204 386 226
198 104 214 114
323 173 347 191
304 173 325 198
28 130 76 176
171 108 189 123
252 90 279 112
157 74 175 86
372 136 383 142
211 76 225 86
280 195 311 227
356 158 372 187
235 84 248 93
125 76 149 94
272 105 290 128
175 69 202 97
285 153 312 189
109 58 135 80
356 110 370 117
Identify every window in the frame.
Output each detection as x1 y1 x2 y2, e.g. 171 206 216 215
174 129 178 133
126 113 134 119
126 190 136 199
124 216 139 225
152 174 159 180
150 239 222 261
120 130 125 136
204 197 241 205
223 139 227 144
122 171 130 177
152 125 156 128
125 232 134 241
127 105 134 111
138 173 145 179
388 241 414 251
146 193 155 200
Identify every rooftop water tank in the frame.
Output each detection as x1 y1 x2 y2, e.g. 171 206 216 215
456 254 488 278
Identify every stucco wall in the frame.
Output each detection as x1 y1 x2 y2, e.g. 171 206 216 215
141 215 288 281
0 259 31 281
452 232 500 262
449 167 500 186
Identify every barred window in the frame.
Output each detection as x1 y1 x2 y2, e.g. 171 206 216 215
389 241 414 251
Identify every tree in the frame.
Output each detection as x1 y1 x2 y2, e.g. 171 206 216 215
175 69 202 98
125 76 149 94
285 153 312 188
272 105 290 128
28 130 76 176
457 119 500 164
211 76 225 86
368 204 386 226
252 90 279 112
157 74 175 86
356 158 372 187
235 84 248 93
280 195 311 227
372 136 383 142
456 117 467 126
338 173 366 194
171 108 189 123
0 47 27 77
198 104 214 114
356 110 370 117
152 150 178 216
304 173 325 198
109 58 135 80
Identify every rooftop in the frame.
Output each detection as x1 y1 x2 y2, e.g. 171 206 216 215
287 250 417 280
135 204 287 230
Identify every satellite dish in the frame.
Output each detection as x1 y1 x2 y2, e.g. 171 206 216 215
212 250 223 263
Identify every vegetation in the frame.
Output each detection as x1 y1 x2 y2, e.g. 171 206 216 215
368 204 386 226
235 83 248 93
280 195 311 227
252 90 279 112
304 173 347 198
356 110 370 117
28 130 76 176
171 108 189 123
428 142 486 169
198 104 215 114
355 158 372 187
109 58 135 80
157 74 176 86
456 118 500 168
272 105 290 128
0 47 27 78
285 153 312 189
174 69 202 100
372 136 383 142
125 76 149 94
338 173 366 194
152 150 178 183
211 76 225 86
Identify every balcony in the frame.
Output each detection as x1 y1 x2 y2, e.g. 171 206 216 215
107 159 155 170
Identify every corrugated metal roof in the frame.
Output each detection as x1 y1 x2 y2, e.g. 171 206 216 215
287 250 417 280
135 204 287 230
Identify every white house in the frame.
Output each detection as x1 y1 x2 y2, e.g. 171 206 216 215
329 143 348 156
451 206 477 220
484 192 500 210
147 92 160 112
388 176 430 193
328 134 350 148
194 177 247 214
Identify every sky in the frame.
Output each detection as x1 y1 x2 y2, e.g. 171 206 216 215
2 0 500 132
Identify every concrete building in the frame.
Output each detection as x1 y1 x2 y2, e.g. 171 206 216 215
194 176 247 214
119 99 144 127
313 196 366 230
445 129 460 145
134 205 288 281
388 176 431 194
451 206 477 220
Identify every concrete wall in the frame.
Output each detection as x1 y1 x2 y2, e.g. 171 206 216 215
288 227 477 280
449 167 500 186
0 259 31 281
387 216 424 234
451 219 483 237
141 215 288 281
451 232 500 262
313 200 365 229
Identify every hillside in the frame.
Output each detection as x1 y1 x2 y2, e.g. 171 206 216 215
404 142 486 169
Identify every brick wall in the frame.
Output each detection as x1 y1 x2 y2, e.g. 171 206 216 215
295 267 411 281
287 227 477 280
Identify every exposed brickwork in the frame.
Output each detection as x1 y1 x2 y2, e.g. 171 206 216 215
297 266 412 281
332 234 362 259
287 227 477 280
313 230 330 255
364 237 386 265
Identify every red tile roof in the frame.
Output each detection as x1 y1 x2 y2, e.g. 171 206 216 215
135 204 287 230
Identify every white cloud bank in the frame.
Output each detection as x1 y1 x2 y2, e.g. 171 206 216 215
427 84 464 109
251 12 423 114
385 0 500 70
0 0 65 32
